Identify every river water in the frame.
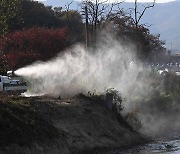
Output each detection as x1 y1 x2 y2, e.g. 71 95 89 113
117 139 180 154
103 133 180 154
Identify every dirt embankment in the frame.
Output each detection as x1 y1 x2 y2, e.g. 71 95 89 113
0 94 147 154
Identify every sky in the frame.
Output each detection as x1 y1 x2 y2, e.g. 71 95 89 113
37 0 177 3
111 0 176 3
121 0 176 2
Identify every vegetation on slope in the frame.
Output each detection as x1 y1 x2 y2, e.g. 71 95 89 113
0 95 59 147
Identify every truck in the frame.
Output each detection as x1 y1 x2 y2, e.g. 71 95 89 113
0 71 27 94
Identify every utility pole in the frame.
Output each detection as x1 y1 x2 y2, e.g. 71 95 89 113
85 4 89 48
170 42 173 51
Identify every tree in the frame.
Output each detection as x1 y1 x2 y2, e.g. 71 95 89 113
130 0 155 27
0 52 9 74
54 4 84 43
108 12 165 61
81 0 124 47
21 0 60 28
5 51 41 70
108 0 159 61
0 27 70 70
0 0 23 36
0 0 68 35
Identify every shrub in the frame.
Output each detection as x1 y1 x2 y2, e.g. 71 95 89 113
0 53 9 74
0 27 70 70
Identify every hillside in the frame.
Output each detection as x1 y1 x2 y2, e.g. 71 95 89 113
0 94 147 154
140 1 180 50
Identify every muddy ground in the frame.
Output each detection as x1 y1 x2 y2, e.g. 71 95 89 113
0 94 147 154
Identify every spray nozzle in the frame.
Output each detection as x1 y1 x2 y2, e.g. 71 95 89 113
7 70 15 77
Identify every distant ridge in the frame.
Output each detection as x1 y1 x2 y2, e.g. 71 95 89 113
41 0 180 50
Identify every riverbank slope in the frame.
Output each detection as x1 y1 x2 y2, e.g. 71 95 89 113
0 94 147 154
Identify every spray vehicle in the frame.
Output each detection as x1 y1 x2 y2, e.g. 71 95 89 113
0 71 27 94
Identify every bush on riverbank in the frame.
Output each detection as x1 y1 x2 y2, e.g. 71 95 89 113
123 74 180 135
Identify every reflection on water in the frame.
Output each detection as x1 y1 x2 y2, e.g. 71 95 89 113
119 140 180 154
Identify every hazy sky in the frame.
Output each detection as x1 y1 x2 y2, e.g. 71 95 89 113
120 0 176 2
37 0 177 3
111 0 176 2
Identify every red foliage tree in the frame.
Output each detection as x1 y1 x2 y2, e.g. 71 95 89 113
0 27 70 70
0 52 9 74
5 51 42 70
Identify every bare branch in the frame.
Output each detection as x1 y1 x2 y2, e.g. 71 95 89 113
106 0 124 19
142 23 153 27
137 0 155 24
131 0 156 27
81 0 125 47
64 0 73 12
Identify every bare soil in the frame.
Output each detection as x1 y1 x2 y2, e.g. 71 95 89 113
0 94 147 154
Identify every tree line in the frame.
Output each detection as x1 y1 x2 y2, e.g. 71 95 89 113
0 0 166 73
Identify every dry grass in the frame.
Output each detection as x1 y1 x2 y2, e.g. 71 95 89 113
0 94 59 147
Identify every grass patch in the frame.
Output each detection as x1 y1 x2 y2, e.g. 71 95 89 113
0 95 59 147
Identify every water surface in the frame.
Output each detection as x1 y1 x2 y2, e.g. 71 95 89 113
117 139 180 154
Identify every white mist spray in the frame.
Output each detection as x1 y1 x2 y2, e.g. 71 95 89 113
16 35 180 138
15 37 149 98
